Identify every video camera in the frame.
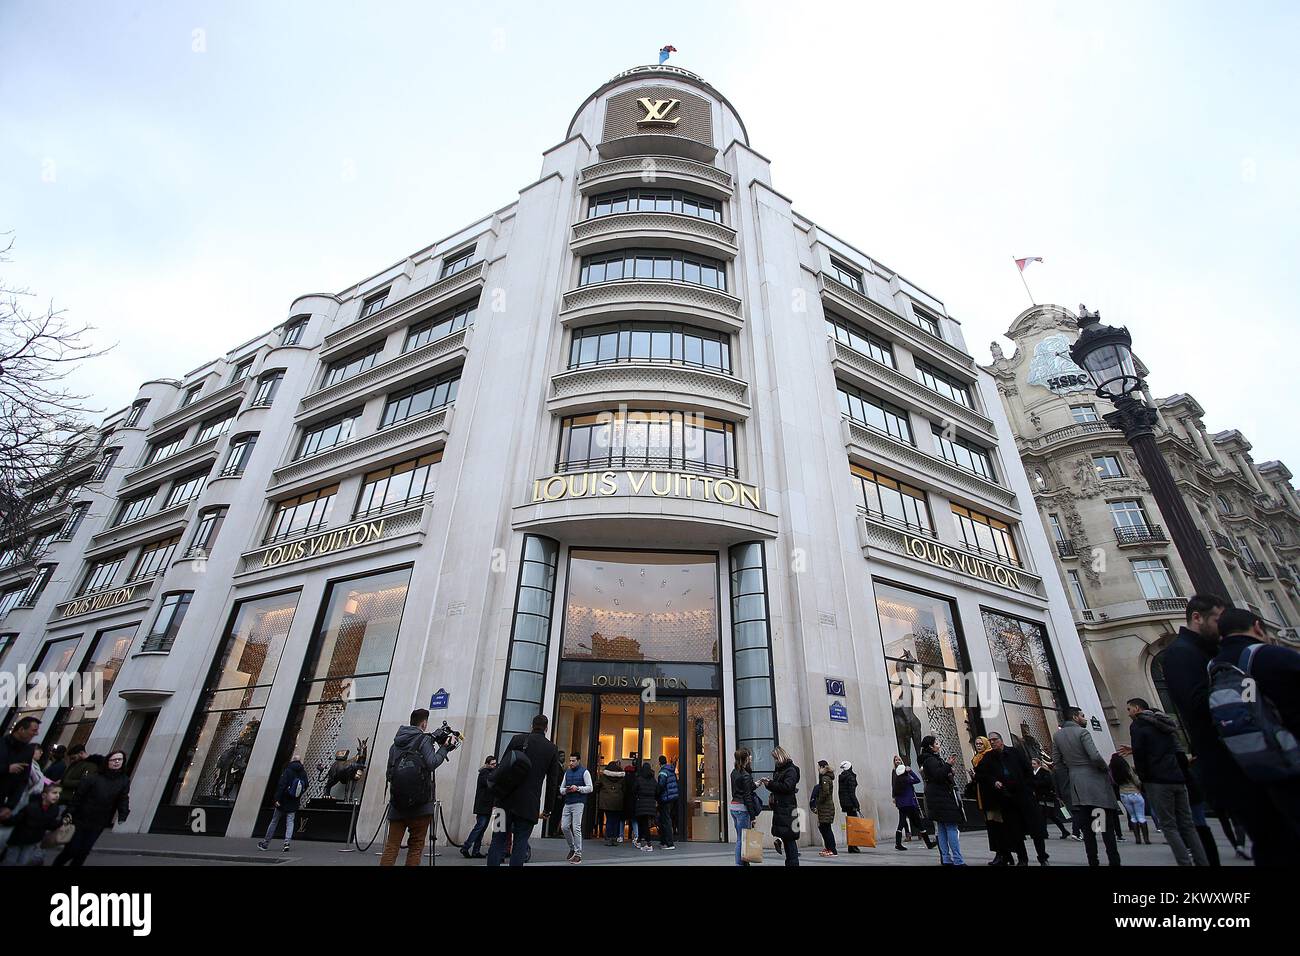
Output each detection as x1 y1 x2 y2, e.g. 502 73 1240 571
430 720 464 751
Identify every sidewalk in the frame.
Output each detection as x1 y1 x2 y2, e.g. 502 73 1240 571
85 827 1252 867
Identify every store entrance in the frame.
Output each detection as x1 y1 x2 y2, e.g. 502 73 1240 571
554 690 723 842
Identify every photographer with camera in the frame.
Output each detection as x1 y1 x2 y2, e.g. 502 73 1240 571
380 708 460 866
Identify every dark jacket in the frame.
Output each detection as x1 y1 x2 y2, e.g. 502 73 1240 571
837 767 860 813
975 745 1036 833
6 797 63 848
920 751 963 824
273 760 310 812
730 766 757 811
44 759 68 783
72 769 130 831
766 758 800 831
891 766 921 808
0 734 37 810
472 765 495 816
1128 709 1185 785
597 763 626 813
1215 634 1300 737
385 725 449 821
496 731 560 823
633 766 658 817
656 763 679 804
59 758 98 809
815 768 836 824
621 762 637 816
1030 766 1059 805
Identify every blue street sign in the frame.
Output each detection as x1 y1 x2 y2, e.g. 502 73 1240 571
829 700 848 723
430 688 449 710
825 678 846 697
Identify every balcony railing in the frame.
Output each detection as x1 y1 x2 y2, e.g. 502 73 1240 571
1056 539 1078 559
1248 561 1273 579
1114 524 1167 546
556 457 738 479
1277 565 1295 584
1146 597 1189 613
1211 531 1236 553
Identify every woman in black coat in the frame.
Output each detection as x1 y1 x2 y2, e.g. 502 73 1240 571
53 750 130 867
759 746 801 867
632 761 658 851
920 735 965 865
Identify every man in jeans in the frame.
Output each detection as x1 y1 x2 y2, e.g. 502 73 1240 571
1122 698 1208 866
487 714 561 867
459 754 496 859
559 751 593 863
655 755 679 850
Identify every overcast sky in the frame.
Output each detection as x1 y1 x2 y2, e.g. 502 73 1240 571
3 1 1297 468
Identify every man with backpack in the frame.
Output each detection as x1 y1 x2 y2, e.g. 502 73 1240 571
486 714 560 867
380 708 456 866
656 755 679 850
259 754 310 852
1122 699 1207 866
1208 607 1300 856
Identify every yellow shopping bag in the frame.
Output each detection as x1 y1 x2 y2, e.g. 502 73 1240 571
742 827 765 863
845 816 876 848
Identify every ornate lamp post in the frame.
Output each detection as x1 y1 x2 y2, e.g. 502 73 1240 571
1069 306 1230 598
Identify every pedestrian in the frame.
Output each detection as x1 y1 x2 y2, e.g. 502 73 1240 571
1177 752 1220 866
43 746 68 784
1030 757 1070 839
1109 752 1147 844
1051 707 1121 866
970 735 1010 864
559 751 593 864
52 750 130 867
0 783 65 866
380 709 456 867
460 754 496 859
1209 607 1300 846
58 746 96 813
632 761 658 852
729 748 758 866
622 756 638 844
920 736 965 866
0 716 41 855
760 746 800 867
597 759 625 847
1125 697 1210 865
815 760 838 856
890 754 933 852
259 754 309 852
838 760 863 853
976 733 1047 865
655 755 679 850
486 714 561 867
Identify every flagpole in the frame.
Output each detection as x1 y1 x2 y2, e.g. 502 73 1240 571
1014 258 1036 306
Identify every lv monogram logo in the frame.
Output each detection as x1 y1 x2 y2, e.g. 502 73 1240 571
636 97 681 126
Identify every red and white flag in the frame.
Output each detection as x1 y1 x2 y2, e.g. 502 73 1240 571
1015 256 1043 272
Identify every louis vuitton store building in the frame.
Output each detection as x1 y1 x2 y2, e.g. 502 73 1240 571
0 65 1111 847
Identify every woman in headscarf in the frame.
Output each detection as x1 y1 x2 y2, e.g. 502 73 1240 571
971 735 1010 865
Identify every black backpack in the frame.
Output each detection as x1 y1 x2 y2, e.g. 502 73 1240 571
389 737 432 811
489 740 533 800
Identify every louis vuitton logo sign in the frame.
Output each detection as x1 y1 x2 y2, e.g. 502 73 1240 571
637 97 681 126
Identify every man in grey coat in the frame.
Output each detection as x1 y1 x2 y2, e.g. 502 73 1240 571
1051 707 1121 866
379 708 455 866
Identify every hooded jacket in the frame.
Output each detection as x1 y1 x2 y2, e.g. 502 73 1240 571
273 760 310 811
919 750 963 824
815 768 837 824
837 765 860 813
1128 708 1185 785
891 764 921 809
633 765 658 817
597 762 626 812
472 764 496 816
766 758 800 831
385 725 449 821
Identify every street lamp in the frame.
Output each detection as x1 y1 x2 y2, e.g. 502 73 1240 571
1069 305 1230 599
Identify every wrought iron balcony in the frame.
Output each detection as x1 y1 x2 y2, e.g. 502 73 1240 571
1249 561 1273 579
1211 530 1236 553
1114 524 1167 546
1055 539 1078 559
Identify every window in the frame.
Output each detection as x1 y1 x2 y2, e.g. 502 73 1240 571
587 189 723 223
40 622 136 750
57 503 91 540
30 527 60 557
850 463 931 534
578 249 727 290
231 358 254 383
380 369 460 427
497 536 558 755
439 247 476 278
115 491 155 526
222 434 257 476
1047 514 1067 543
916 362 974 408
21 564 55 607
124 400 149 428
1093 454 1125 479
1132 558 1178 600
981 610 1067 765
824 313 894 367
0 633 16 665
251 370 284 407
91 447 120 482
932 426 997 481
80 556 124 595
829 257 864 293
296 410 360 459
404 301 477 352
180 383 203 408
1109 499 1150 530
164 470 208 508
187 507 227 557
355 451 442 517
952 504 1020 565
837 382 913 444
0 586 27 616
568 321 732 373
729 542 777 780
1236 536 1257 564
360 289 390 318
282 316 308 345
195 410 235 444
322 342 383 388
146 434 185 464
141 592 193 653
130 535 181 580
1066 570 1089 609
0 548 22 569
558 409 737 476
266 484 338 542
1215 494 1232 515
907 305 942 338
1265 591 1291 628
1271 526 1286 545
1070 404 1101 423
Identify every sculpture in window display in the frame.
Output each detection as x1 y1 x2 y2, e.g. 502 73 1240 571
214 720 260 800
319 738 369 801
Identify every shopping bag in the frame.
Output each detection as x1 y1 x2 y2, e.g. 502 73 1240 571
742 827 764 864
846 816 876 848
41 821 75 849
